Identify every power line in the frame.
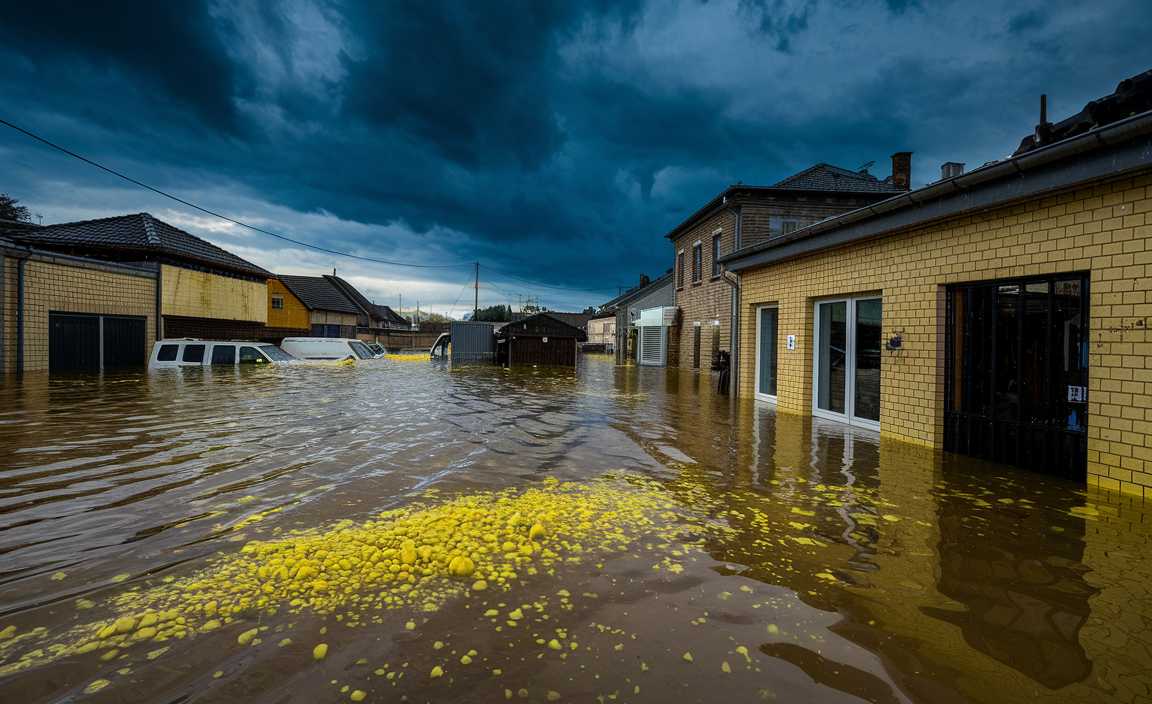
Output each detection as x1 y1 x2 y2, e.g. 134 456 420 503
0 118 471 270
447 267 476 320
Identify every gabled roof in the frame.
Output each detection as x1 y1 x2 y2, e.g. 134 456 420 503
373 305 409 326
277 275 361 315
7 213 271 277
495 313 587 340
770 163 906 193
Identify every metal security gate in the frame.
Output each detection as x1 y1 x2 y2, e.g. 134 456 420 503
49 313 147 370
944 273 1089 481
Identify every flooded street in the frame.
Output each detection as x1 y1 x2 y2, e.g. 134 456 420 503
0 356 1149 704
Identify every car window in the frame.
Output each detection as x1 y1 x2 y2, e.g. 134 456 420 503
349 341 373 359
239 346 267 364
182 344 206 363
157 344 179 361
211 345 236 365
259 345 296 361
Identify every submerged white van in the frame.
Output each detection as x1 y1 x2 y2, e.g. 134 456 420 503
279 337 380 362
148 340 298 370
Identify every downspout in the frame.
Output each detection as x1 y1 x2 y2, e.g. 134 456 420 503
155 263 163 341
17 255 26 374
724 206 743 397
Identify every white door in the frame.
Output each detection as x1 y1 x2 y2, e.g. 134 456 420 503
812 297 882 430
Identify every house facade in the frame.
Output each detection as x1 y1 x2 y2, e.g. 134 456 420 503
4 213 274 361
587 315 616 346
720 71 1152 497
667 157 911 384
0 233 158 373
276 275 359 338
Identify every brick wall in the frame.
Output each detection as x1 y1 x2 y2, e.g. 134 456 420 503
162 264 267 323
2 253 156 373
671 210 735 368
735 169 1152 497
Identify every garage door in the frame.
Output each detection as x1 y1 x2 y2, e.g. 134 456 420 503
49 313 148 370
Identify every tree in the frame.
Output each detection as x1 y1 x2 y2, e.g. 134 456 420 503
471 304 513 322
0 193 31 223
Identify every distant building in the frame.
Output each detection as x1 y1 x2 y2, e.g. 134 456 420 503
668 158 911 382
324 275 410 330
586 315 616 347
495 313 587 368
597 271 676 365
276 275 360 338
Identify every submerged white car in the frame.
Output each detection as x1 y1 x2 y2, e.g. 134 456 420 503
279 337 380 362
148 339 298 370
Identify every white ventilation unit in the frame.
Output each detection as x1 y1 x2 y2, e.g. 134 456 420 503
639 326 667 366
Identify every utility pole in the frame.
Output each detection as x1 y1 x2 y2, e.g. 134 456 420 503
474 262 479 319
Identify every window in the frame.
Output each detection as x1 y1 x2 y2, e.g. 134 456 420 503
349 341 374 359
260 345 296 361
239 346 267 364
157 344 179 362
182 344 205 363
271 296 284 310
813 296 882 429
781 220 798 235
692 244 702 283
676 251 685 289
712 234 722 278
755 305 779 401
211 344 236 365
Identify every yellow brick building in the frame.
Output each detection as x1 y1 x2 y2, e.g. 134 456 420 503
1 242 157 373
266 277 310 330
721 109 1152 497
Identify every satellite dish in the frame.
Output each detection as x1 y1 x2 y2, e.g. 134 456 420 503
858 160 875 172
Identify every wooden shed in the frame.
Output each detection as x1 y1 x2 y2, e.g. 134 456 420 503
495 314 587 368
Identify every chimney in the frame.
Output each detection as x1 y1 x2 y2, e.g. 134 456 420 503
890 152 913 190
941 162 965 180
639 273 650 288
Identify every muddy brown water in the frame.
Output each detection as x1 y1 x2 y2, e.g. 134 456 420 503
0 356 1149 703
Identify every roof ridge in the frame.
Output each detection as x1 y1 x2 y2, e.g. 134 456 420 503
140 213 161 246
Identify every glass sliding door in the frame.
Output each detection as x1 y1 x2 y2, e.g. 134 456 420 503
756 305 779 401
854 298 882 422
814 297 882 429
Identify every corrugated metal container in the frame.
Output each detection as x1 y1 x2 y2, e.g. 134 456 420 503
449 322 495 365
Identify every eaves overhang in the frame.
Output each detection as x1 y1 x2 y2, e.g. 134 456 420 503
719 110 1152 273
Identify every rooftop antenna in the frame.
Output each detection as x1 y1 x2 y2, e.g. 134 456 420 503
858 160 875 173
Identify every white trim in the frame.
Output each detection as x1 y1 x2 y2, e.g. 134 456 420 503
712 227 723 235
693 240 702 247
677 249 685 254
811 296 882 431
754 304 778 405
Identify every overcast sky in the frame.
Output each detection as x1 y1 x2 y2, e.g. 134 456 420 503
2 0 1150 314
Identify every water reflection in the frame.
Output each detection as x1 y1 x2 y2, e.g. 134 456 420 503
0 359 1148 703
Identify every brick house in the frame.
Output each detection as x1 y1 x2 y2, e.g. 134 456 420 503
719 69 1152 497
6 213 274 343
1 229 158 373
276 275 360 338
666 158 911 383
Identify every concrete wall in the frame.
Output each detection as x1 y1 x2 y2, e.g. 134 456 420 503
2 251 156 373
736 169 1152 497
162 264 266 323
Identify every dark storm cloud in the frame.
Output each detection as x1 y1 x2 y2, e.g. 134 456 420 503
1 0 1151 309
0 0 238 132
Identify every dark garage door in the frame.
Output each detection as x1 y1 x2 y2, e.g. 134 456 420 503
49 313 147 371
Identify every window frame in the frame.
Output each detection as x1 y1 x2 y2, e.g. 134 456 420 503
811 296 882 431
754 304 779 404
692 243 702 284
271 296 284 310
711 232 722 279
676 250 685 289
781 219 799 236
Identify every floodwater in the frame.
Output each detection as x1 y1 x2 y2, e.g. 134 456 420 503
0 355 1149 704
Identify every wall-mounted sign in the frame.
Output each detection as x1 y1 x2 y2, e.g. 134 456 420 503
1068 385 1086 402
786 334 796 350
542 337 548 343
